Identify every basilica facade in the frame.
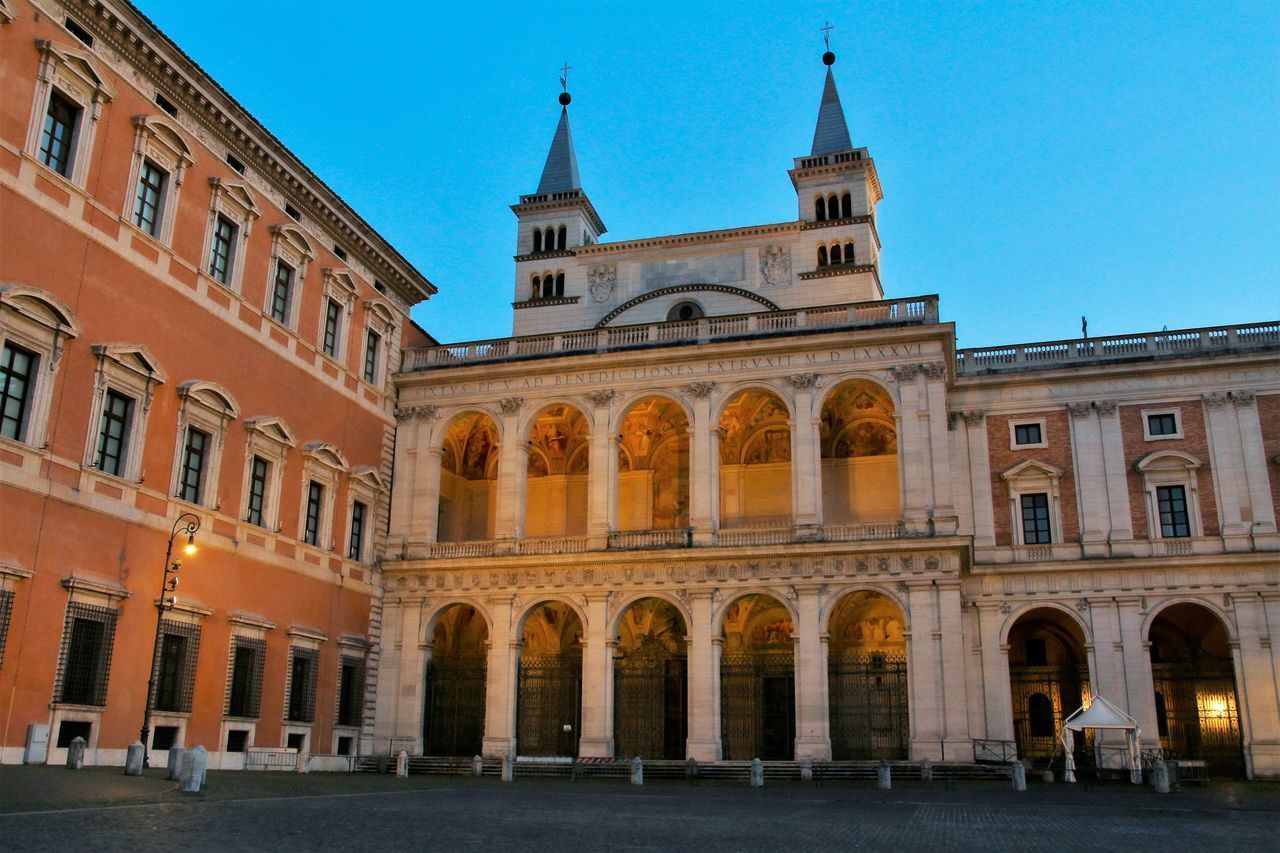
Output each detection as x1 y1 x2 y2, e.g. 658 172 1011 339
375 55 1280 778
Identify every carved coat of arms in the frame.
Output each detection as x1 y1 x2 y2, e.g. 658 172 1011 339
759 246 790 286
588 265 617 302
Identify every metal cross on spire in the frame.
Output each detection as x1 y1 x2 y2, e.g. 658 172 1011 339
558 62 572 92
820 20 836 50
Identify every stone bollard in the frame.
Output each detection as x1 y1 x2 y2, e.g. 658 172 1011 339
66 736 86 770
167 746 185 781
686 757 699 784
631 756 643 786
501 754 514 783
920 758 933 782
877 760 892 790
396 750 409 778
124 741 145 776
1041 768 1055 784
179 745 208 793
800 756 813 782
750 757 764 788
1011 761 1027 792
1151 760 1170 794
473 755 484 777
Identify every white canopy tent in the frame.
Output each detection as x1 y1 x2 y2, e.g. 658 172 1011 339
1061 696 1144 784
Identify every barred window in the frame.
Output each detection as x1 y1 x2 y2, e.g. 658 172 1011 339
55 602 117 707
0 590 14 670
152 620 200 713
336 656 365 727
286 647 318 723
225 637 265 718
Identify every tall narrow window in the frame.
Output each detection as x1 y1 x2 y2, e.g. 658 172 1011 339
556 225 567 250
348 500 367 561
287 648 318 723
56 604 117 707
178 427 209 504
532 230 543 253
817 246 828 267
227 638 265 718
1 341 38 441
363 330 381 383
554 272 565 297
841 192 853 218
133 159 167 236
95 389 134 476
154 632 189 712
830 244 843 264
337 657 365 727
269 260 294 324
1156 485 1191 538
321 298 342 357
815 197 827 221
246 455 269 527
208 215 237 284
39 92 80 177
1020 493 1052 544
844 242 855 263
304 481 324 546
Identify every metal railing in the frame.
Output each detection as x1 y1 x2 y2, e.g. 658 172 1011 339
972 739 1018 765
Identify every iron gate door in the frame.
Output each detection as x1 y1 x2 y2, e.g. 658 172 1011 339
828 651 909 759
1152 661 1244 776
614 637 687 759
423 654 487 756
1009 664 1089 763
517 654 582 756
720 652 794 760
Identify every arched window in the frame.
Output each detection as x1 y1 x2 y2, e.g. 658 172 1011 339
531 275 541 299
830 244 843 264
1028 693 1055 738
828 194 840 219
557 226 567 251
532 230 543 253
844 242 855 263
817 246 828 267
815 197 827 221
544 227 554 251
554 272 565 296
841 192 852 218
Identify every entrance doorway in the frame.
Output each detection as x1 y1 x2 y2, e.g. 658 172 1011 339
516 601 583 756
423 604 488 756
1007 607 1091 766
827 590 909 759
613 598 688 759
719 593 795 760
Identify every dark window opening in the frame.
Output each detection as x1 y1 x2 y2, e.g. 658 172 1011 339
226 729 249 752
57 720 92 748
363 330 381 383
1 342 39 442
1025 638 1048 666
95 389 134 476
844 242 855 263
153 621 199 714
322 298 342 357
1014 422 1043 446
284 202 301 221
154 92 179 118
151 725 179 751
1020 493 1052 544
554 273 565 297
209 215 237 284
39 91 80 177
337 736 353 755
304 481 325 547
287 648 317 723
225 153 246 174
1157 485 1191 538
817 245 828 267
337 658 366 727
666 301 704 322
814 196 827 221
532 230 543 253
246 455 269 527
1147 413 1178 436
830 244 843 264
269 260 294 324
64 18 94 47
57 605 116 707
556 225 567 250
1154 692 1169 737
348 501 367 561
227 640 265 718
286 732 306 751
333 244 348 261
841 192 853 218
178 427 209 504
1027 692 1055 738
133 159 167 236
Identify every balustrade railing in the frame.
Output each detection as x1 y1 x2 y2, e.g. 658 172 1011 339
517 536 590 555
607 528 692 550
716 527 793 546
428 541 497 559
821 521 905 542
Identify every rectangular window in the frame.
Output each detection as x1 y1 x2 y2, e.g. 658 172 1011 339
1 341 38 441
55 603 117 707
39 91 80 177
152 621 199 713
208 215 238 284
269 260 294 324
152 726 179 751
1013 422 1042 446
133 159 167 236
322 298 342 357
95 389 134 477
1020 493 1052 545
226 729 249 752
246 455 270 527
57 720 92 748
178 427 209 504
0 590 14 671
363 330 381 383
287 647 318 723
304 481 324 546
337 657 365 727
227 638 265 718
1147 413 1178 437
1157 485 1191 538
348 501 367 561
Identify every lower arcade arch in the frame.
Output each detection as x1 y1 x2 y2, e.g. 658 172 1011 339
827 590 910 759
1006 607 1091 765
423 604 489 756
1148 602 1244 776
516 601 584 756
612 597 688 759
719 594 795 760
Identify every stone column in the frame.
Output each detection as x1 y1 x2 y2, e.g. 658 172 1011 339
493 399 527 546
1232 592 1280 778
685 591 720 760
923 363 958 535
482 596 518 757
793 586 831 759
785 375 821 530
1095 402 1135 548
1233 393 1277 535
388 411 419 540
686 383 717 545
976 604 1015 743
578 594 614 756
586 390 617 548
893 366 929 534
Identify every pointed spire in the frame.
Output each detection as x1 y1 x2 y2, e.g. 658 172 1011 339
811 63 853 155
536 105 581 194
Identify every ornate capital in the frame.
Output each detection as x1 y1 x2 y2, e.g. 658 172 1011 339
1231 390 1256 407
394 404 438 422
889 364 920 382
962 410 986 426
784 373 819 391
1075 598 1090 614
1066 402 1093 419
682 381 718 399
1202 392 1230 409
1094 400 1118 417
498 397 524 415
921 361 948 380
585 388 616 408
946 411 961 431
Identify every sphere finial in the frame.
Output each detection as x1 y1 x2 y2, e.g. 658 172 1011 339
822 51 836 66
559 91 572 106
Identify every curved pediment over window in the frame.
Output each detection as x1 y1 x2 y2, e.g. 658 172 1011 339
302 440 349 472
1 284 82 338
596 284 780 328
1135 450 1201 472
269 223 315 262
177 380 239 418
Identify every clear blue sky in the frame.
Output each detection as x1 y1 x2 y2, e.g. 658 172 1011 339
139 0 1279 348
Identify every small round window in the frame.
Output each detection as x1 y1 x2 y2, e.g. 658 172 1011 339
667 301 704 322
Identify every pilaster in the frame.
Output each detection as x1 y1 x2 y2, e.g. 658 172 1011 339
893 367 928 534
685 591 720 760
785 375 820 530
1096 401 1135 548
1068 403 1110 554
923 365 958 534
963 412 996 546
1233 591 1280 778
586 391 617 547
793 586 831 759
578 593 614 756
493 400 527 544
1233 393 1277 534
936 583 972 757
1202 393 1247 539
906 582 942 759
482 596 517 757
975 603 1014 743
687 384 716 545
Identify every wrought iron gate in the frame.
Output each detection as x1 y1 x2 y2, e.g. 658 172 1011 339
517 653 582 756
828 651 909 759
423 654 487 756
1152 661 1244 776
720 652 794 760
1009 664 1089 762
614 636 687 759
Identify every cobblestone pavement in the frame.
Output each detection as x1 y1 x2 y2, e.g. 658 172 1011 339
1 767 1277 851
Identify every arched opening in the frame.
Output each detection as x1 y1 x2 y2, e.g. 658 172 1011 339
844 242 855 263
613 598 688 759
828 194 839 218
524 404 590 538
827 590 909 759
557 225 567 250
819 380 900 525
830 244 843 264
720 594 795 760
718 388 792 528
617 397 689 532
1007 607 1090 766
423 604 488 756
531 275 541 299
544 227 555 250
554 272 565 297
814 196 827 221
1148 603 1244 776
841 192 852 218
532 230 543 253
516 601 583 756
817 245 828 267
438 412 499 542
666 301 704 322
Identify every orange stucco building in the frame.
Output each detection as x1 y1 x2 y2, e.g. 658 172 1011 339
0 0 434 767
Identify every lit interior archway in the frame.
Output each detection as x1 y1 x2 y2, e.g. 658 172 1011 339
718 388 793 528
1007 608 1090 765
438 412 499 542
516 602 584 757
524 404 590 538
827 590 909 759
613 598 688 759
819 380 900 524
423 604 488 756
720 594 795 760
617 396 689 531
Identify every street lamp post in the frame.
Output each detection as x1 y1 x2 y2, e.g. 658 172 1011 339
140 512 199 768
